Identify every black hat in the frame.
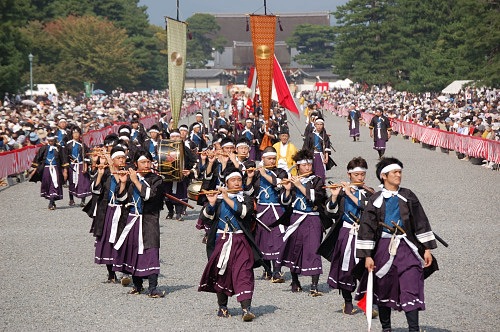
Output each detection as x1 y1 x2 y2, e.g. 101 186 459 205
279 127 289 135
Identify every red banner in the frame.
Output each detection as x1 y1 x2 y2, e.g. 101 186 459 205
324 101 500 164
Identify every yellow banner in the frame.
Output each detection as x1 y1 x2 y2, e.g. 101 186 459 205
166 18 187 128
250 15 276 123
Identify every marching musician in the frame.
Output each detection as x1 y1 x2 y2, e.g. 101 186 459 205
202 137 238 191
234 137 251 168
276 149 326 296
369 107 392 159
347 105 362 142
65 126 91 207
188 122 207 152
302 116 332 181
198 167 261 321
355 157 438 332
142 125 161 167
88 146 128 284
56 118 69 147
317 157 374 315
213 109 228 135
29 132 69 210
189 112 209 140
239 119 258 161
164 129 197 221
245 146 289 282
130 114 147 147
112 150 166 298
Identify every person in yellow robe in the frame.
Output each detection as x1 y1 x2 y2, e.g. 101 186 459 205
272 128 298 176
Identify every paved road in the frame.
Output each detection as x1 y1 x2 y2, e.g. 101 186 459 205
1 110 499 331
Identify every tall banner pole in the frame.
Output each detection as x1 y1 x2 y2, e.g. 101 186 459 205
249 14 276 150
166 17 187 129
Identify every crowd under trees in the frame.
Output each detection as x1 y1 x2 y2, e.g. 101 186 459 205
0 0 498 96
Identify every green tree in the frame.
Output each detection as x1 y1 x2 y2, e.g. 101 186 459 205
25 0 165 90
185 13 226 68
21 16 143 93
333 0 499 91
0 0 33 94
286 24 336 69
333 0 397 85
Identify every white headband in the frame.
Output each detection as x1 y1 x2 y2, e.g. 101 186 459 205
236 142 249 148
315 119 324 124
262 152 277 158
137 155 149 162
111 151 126 159
149 129 160 133
170 132 181 137
179 127 188 132
348 167 367 173
221 142 234 148
119 128 130 134
296 159 313 165
245 119 253 123
380 163 402 176
193 123 201 128
118 135 130 141
225 172 242 181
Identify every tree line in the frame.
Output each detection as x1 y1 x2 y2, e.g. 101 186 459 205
289 0 499 92
1 0 498 95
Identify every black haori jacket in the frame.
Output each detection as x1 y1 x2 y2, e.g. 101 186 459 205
317 188 372 262
116 173 165 249
302 129 332 155
86 171 127 238
29 144 69 183
369 115 392 141
356 187 439 279
200 194 263 268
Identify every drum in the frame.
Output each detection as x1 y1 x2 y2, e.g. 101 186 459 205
158 139 184 182
187 181 202 201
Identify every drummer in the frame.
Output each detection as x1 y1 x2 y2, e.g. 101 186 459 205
163 129 197 221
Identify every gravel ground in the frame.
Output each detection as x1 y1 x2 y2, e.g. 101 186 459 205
0 110 499 332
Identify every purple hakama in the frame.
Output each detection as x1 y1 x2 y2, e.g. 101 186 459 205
327 225 357 291
112 213 160 277
40 165 63 200
68 162 91 198
248 146 256 161
355 237 425 312
349 127 360 138
374 139 387 150
313 152 326 180
254 204 284 260
199 233 255 302
94 204 121 265
276 212 323 276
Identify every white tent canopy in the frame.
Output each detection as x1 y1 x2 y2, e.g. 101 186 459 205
441 80 473 94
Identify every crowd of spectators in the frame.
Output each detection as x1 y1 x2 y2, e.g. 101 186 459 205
300 84 499 169
0 89 223 152
0 89 224 186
